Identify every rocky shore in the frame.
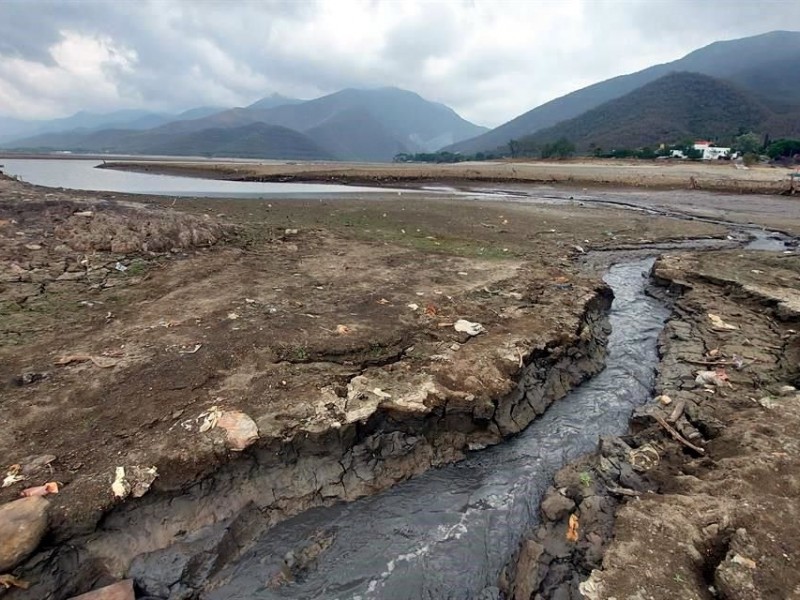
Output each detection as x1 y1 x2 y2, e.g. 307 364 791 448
505 249 800 600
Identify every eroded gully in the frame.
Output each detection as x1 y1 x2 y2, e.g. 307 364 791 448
198 259 670 600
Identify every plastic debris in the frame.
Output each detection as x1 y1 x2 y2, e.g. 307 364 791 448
696 369 730 387
372 388 392 399
114 262 128 272
566 513 579 542
377 298 391 305
2 465 24 488
454 319 485 336
227 312 240 320
112 466 157 500
336 324 351 335
20 482 59 498
73 211 94 218
178 343 202 355
55 354 119 368
407 303 419 311
708 313 738 330
0 574 30 590
629 443 660 471
198 406 223 433
779 385 797 396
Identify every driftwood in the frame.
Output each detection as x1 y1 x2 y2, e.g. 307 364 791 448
668 399 686 423
652 412 706 455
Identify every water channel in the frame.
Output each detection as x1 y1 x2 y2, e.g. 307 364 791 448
201 259 669 600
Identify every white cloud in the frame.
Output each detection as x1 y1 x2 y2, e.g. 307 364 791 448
0 0 798 125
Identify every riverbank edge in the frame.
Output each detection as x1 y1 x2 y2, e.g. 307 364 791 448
97 160 799 196
503 252 800 600
6 279 615 599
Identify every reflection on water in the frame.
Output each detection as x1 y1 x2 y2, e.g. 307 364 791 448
0 159 393 197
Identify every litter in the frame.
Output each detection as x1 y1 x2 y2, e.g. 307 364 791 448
112 466 158 499
708 313 738 330
336 324 351 335
407 303 419 311
377 298 391 305
695 369 731 387
20 482 58 497
425 303 438 316
454 319 485 336
629 443 661 471
178 344 202 355
198 406 223 433
372 388 392 399
2 465 24 488
227 312 240 320
73 211 94 218
114 262 128 272
566 513 579 542
55 354 119 368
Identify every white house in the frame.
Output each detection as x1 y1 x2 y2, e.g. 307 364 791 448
693 140 731 160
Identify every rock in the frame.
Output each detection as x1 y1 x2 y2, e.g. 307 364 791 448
512 539 544 600
0 496 49 571
68 580 134 600
778 385 797 397
216 411 259 451
656 394 672 405
541 489 576 521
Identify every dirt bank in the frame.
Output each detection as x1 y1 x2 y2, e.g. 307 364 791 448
0 174 732 598
506 249 800 599
99 158 800 195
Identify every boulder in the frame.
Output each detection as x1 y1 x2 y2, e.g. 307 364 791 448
0 496 49 572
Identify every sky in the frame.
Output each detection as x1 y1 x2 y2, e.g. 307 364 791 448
0 0 798 127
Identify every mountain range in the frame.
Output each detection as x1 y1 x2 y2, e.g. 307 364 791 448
2 88 487 162
1 30 799 161
446 30 800 155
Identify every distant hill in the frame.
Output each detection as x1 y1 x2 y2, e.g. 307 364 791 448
445 30 800 154
3 87 486 162
0 106 228 144
515 72 771 153
6 121 333 160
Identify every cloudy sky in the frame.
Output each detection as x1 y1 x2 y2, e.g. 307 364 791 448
0 0 797 127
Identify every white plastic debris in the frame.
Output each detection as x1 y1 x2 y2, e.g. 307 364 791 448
708 313 738 330
454 319 485 336
114 262 128 272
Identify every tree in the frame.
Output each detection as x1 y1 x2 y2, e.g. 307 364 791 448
735 132 761 155
508 139 520 158
541 138 575 159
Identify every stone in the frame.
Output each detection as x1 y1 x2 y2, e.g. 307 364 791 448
778 385 797 397
68 580 134 600
541 489 576 521
513 539 544 600
216 411 259 451
0 496 49 572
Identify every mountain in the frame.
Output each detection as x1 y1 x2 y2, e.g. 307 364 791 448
4 87 487 162
0 106 228 144
7 122 332 160
445 30 800 154
246 93 304 110
516 72 771 153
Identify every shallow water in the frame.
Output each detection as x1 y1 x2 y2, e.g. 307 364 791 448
0 158 393 197
206 259 670 600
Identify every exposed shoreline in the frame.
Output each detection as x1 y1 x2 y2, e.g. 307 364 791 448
97 157 800 195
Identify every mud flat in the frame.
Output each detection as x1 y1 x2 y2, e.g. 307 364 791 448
100 158 800 195
0 172 732 598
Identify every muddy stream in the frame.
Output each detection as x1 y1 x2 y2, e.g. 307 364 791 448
157 258 666 600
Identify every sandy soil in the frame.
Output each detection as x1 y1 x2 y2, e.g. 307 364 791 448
2 169 800 599
101 158 800 195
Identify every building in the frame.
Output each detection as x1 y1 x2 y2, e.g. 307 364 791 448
693 140 731 160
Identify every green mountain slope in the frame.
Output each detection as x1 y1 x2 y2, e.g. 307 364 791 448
445 30 800 154
517 72 772 152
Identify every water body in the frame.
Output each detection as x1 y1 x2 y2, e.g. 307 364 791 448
0 158 393 197
206 259 670 600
